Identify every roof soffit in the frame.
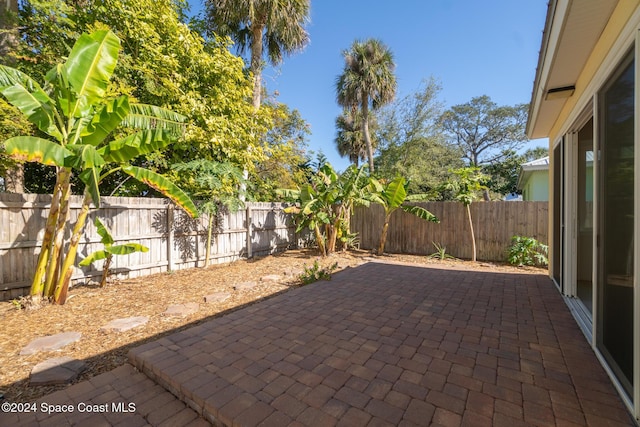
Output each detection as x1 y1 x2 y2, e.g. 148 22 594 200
527 0 618 139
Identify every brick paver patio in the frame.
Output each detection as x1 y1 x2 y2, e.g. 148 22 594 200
1 261 635 426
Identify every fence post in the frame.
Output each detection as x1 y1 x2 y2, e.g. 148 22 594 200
167 203 174 271
246 205 252 259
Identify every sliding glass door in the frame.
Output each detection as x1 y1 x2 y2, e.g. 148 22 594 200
576 118 594 315
597 51 635 397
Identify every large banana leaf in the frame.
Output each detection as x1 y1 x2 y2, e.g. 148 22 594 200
68 144 106 169
65 30 120 117
79 167 102 208
0 66 61 140
82 95 130 146
69 144 105 207
122 104 185 132
400 204 439 223
383 176 408 210
99 129 175 163
122 166 198 218
79 243 149 267
4 136 72 166
94 217 114 245
78 249 109 266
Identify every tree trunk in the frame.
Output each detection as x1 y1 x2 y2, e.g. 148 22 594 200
30 169 68 295
54 192 91 304
361 94 374 172
43 168 72 297
204 212 213 267
100 254 112 288
313 224 326 257
466 204 477 262
377 216 390 255
250 22 265 110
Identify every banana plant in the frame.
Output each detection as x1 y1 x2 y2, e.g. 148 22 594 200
79 217 149 287
372 175 439 255
0 29 197 304
279 163 376 256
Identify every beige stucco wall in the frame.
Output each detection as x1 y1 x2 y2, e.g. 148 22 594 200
546 0 639 272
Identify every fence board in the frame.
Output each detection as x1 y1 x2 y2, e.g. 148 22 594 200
0 194 298 301
352 201 548 262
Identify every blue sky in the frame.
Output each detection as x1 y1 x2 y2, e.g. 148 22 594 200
189 1 549 171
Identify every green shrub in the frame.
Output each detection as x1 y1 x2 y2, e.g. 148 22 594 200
299 260 338 285
508 235 548 267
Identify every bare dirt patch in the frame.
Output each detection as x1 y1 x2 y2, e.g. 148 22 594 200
0 249 546 403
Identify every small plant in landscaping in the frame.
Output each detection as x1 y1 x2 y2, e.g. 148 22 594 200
299 260 339 285
428 242 456 260
79 218 149 287
508 235 548 267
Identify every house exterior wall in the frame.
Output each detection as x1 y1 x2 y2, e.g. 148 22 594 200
547 0 639 144
545 0 640 420
522 170 549 201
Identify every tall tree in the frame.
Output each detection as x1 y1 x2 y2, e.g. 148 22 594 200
205 0 310 109
334 107 375 167
0 0 24 192
440 95 528 167
375 78 463 194
336 38 397 172
9 0 277 196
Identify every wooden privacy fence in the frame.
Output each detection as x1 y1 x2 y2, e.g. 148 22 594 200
352 201 548 262
0 193 298 301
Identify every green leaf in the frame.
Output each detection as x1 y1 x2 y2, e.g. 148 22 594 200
4 136 72 166
108 243 149 255
79 250 109 266
400 204 439 223
122 166 198 218
82 95 130 146
383 176 407 210
65 30 120 117
94 217 114 245
0 66 61 140
67 144 106 169
122 104 185 132
99 129 175 163
79 167 102 208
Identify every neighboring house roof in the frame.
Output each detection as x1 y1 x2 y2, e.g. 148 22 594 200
526 0 619 139
516 156 549 191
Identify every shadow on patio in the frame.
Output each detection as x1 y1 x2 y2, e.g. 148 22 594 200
1 261 635 426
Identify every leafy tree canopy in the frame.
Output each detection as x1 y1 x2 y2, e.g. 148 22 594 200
4 0 309 197
440 95 529 167
374 78 463 195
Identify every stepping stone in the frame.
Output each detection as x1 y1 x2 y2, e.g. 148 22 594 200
260 274 281 282
20 332 82 356
163 303 199 317
100 316 149 333
234 281 257 291
203 292 231 303
30 357 87 386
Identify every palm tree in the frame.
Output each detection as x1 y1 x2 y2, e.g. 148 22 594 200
205 0 310 109
336 38 397 172
334 107 375 167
